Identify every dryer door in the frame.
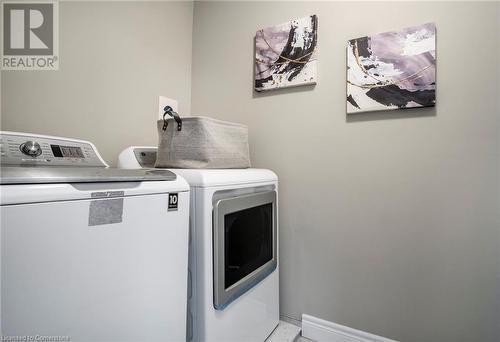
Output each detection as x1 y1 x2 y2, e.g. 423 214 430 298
213 190 277 310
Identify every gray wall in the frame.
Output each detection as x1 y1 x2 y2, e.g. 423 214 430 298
1 1 193 165
191 2 500 341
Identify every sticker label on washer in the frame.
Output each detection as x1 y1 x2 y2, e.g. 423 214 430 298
88 198 124 226
91 191 124 198
168 193 178 211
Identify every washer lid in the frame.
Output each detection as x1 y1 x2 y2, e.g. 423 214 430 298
0 166 176 185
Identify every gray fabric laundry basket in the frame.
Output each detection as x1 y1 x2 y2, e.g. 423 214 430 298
155 113 251 169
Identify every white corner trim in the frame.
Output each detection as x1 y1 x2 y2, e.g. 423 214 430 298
301 314 399 342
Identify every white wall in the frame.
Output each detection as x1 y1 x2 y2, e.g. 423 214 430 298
1 1 193 165
191 2 500 341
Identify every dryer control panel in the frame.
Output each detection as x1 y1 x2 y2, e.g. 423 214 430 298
0 131 107 167
133 147 157 168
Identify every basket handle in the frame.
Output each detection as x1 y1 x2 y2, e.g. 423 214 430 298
162 106 182 131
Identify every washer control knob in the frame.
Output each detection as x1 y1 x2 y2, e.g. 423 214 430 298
20 141 42 157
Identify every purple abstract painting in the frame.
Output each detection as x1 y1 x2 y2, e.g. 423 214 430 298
255 15 317 92
347 23 436 114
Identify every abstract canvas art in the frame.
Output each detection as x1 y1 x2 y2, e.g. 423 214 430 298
255 15 318 92
347 23 436 114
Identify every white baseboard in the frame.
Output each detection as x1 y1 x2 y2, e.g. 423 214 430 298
301 314 398 342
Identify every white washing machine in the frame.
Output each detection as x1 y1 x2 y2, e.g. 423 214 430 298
118 147 279 342
0 132 190 341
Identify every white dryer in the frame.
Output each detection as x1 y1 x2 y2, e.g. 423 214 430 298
118 147 279 342
0 132 190 341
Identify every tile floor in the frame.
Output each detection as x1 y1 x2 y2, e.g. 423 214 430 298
265 321 315 342
265 321 301 342
295 336 315 342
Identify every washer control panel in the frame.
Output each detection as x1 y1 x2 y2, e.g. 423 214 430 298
0 132 107 167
